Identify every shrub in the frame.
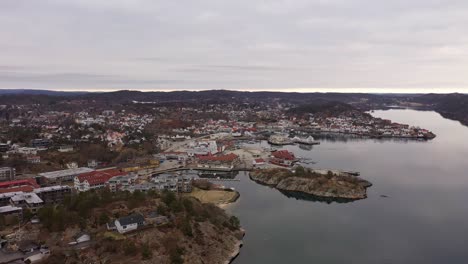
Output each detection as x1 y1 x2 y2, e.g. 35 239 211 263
229 216 241 230
162 190 176 206
170 247 184 264
141 243 153 260
98 212 110 226
123 240 138 256
181 217 193 237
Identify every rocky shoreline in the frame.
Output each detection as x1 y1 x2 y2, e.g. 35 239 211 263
224 228 245 264
250 168 372 200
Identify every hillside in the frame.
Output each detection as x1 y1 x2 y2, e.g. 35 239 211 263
14 190 243 264
288 101 357 116
412 93 468 125
0 89 389 105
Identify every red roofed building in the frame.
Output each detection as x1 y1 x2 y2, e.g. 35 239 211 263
74 169 127 192
270 150 296 167
197 153 239 170
0 179 39 193
0 185 35 194
253 158 266 167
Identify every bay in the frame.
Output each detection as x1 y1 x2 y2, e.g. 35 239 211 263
227 109 468 264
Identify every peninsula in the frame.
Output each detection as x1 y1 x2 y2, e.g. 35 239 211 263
250 167 372 200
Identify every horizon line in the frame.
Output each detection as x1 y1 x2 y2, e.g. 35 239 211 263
1 87 467 94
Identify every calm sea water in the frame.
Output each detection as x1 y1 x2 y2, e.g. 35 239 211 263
226 109 468 264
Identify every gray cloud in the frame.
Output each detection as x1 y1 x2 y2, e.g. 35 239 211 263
0 71 200 89
0 0 468 92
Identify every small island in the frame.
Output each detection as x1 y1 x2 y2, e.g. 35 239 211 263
250 167 372 201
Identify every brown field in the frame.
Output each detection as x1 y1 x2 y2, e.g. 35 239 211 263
188 187 239 205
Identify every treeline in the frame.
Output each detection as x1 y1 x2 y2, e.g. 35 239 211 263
288 101 356 116
37 189 240 233
37 190 155 232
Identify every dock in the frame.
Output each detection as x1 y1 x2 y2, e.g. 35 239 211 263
305 168 361 177
201 178 241 182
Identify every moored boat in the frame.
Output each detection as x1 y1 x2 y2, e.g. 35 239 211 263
293 136 320 145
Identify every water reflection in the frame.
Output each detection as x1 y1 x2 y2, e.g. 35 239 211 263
298 144 314 151
279 190 360 204
194 171 239 179
310 133 429 143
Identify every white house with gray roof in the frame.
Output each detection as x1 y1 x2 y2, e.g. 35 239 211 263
114 213 145 234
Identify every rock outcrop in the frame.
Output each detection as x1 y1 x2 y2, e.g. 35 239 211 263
250 168 372 200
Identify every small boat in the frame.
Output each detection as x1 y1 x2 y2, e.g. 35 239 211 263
292 136 320 145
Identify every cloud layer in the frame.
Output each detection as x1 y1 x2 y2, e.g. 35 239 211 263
1 0 468 92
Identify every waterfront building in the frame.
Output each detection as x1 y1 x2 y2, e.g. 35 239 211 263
197 153 239 170
270 150 296 167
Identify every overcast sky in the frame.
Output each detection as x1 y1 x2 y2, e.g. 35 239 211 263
1 0 468 93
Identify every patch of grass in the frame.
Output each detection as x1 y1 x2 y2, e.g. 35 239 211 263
188 187 238 205
103 231 126 241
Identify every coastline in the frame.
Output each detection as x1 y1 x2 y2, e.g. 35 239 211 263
217 190 240 209
224 228 246 264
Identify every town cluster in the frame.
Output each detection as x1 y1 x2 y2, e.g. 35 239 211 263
308 115 435 139
0 99 435 262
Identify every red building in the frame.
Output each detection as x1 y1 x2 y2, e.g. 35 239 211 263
197 153 239 170
270 150 296 167
0 179 40 194
74 169 127 192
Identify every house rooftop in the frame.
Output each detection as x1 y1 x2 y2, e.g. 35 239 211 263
0 205 22 214
117 213 145 226
271 150 296 160
10 192 43 204
39 167 94 179
198 153 238 162
76 169 127 185
33 185 71 193
0 179 39 189
0 186 35 194
0 192 24 199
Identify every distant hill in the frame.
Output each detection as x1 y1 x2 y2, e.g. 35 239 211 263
412 93 468 125
0 89 466 126
288 101 357 115
77 89 391 105
0 89 393 104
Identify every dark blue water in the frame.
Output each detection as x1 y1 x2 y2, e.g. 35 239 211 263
226 109 468 264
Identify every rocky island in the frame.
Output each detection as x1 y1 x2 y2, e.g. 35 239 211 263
250 167 372 201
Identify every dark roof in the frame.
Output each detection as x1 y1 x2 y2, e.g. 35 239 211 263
117 213 145 226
